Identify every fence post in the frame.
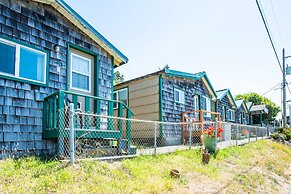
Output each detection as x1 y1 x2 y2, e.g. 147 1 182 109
236 124 238 146
255 127 258 141
154 122 157 155
248 128 250 143
214 118 218 151
189 122 192 149
69 103 75 165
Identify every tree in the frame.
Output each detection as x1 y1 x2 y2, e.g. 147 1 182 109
235 92 280 123
114 71 124 85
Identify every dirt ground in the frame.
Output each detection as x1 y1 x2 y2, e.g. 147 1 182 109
170 144 291 194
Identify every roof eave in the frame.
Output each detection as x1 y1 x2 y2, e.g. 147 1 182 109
164 69 217 100
32 0 128 66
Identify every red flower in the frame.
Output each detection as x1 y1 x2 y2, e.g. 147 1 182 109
203 125 224 138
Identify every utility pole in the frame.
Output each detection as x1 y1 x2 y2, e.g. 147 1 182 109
283 48 287 128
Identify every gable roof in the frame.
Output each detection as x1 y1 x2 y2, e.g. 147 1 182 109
235 99 249 113
246 102 253 110
164 68 217 98
250 104 268 114
32 0 128 66
115 68 217 99
216 89 237 108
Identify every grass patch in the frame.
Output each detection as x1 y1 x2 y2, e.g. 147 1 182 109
0 140 290 193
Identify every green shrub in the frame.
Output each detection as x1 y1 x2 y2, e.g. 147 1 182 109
282 128 291 140
271 128 291 141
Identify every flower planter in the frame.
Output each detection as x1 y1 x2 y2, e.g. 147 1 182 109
204 137 217 153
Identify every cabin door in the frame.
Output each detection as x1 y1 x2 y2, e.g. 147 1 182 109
68 48 95 112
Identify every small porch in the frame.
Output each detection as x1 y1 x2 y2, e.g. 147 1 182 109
249 105 269 126
42 90 134 158
181 110 222 145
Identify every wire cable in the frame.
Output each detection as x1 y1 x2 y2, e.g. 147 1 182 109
269 0 284 48
261 82 280 96
255 0 283 73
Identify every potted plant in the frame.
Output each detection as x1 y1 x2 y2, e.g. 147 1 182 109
203 125 223 153
240 129 249 140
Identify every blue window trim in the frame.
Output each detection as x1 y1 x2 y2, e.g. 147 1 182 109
0 35 49 87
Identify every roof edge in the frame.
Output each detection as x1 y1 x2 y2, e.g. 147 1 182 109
32 0 128 66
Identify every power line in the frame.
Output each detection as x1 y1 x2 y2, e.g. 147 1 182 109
269 0 284 48
255 0 283 73
261 82 280 96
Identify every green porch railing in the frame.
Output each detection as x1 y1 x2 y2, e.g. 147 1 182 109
42 90 134 154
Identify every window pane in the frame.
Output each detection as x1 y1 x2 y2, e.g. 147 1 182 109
119 90 128 105
194 96 199 110
0 42 15 75
179 91 185 104
72 55 90 75
19 47 45 82
113 92 118 109
72 72 89 90
174 90 179 102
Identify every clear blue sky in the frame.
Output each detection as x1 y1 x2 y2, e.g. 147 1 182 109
66 0 291 117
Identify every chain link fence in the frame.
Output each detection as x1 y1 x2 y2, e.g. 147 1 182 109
58 104 274 163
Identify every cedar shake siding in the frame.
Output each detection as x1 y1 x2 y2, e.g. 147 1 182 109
0 0 119 158
235 100 249 125
114 69 216 146
216 90 236 122
161 76 212 145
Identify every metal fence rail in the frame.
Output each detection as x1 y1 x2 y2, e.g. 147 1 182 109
60 104 273 164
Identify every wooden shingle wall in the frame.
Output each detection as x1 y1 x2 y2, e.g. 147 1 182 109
161 76 211 145
235 106 246 124
217 95 233 122
0 0 114 158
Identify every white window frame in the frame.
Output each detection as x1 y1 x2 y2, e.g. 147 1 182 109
113 88 128 109
70 52 91 92
0 38 47 84
203 96 211 117
174 88 185 104
228 109 235 121
222 106 226 121
193 95 199 111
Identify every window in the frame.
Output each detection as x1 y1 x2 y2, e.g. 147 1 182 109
0 38 47 84
221 106 226 121
241 111 246 124
193 95 200 119
113 88 128 109
70 53 91 92
193 95 199 111
228 109 235 121
201 96 211 117
174 88 185 104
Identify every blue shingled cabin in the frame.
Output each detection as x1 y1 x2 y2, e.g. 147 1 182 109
0 0 131 158
216 89 237 122
235 99 250 125
114 67 217 146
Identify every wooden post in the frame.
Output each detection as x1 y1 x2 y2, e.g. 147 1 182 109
181 113 185 144
200 110 203 145
126 109 132 154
